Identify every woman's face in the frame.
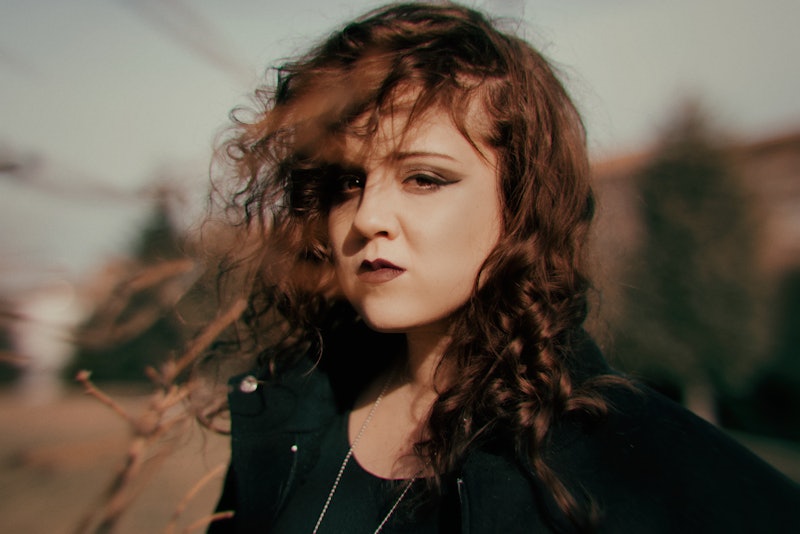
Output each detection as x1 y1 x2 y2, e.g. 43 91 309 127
327 106 502 336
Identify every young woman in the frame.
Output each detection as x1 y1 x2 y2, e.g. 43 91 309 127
206 2 799 532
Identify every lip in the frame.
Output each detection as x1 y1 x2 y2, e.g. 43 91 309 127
357 258 406 284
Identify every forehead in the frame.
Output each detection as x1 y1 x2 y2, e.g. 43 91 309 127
338 112 439 163
332 94 494 168
288 79 495 169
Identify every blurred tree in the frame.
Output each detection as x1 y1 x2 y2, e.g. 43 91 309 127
0 319 22 384
134 187 183 263
748 269 800 440
766 270 800 383
66 189 196 383
613 102 766 423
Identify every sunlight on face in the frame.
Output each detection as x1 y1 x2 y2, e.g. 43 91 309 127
327 106 502 336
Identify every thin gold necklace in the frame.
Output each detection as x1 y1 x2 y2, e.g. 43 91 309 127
311 371 420 534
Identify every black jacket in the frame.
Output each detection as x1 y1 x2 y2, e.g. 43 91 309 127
209 339 800 533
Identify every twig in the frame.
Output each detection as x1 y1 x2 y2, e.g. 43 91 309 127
166 298 246 382
72 271 245 533
75 370 137 427
0 350 29 366
96 435 182 533
78 259 200 350
182 511 234 534
128 259 197 293
163 463 227 534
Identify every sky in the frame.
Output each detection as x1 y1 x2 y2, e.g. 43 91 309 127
1 0 799 294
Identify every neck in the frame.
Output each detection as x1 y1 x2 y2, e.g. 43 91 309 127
402 325 451 392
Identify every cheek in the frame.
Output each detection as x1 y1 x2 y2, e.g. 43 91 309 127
461 197 502 258
461 214 501 288
326 208 348 256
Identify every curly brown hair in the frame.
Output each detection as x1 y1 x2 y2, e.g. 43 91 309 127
209 2 618 530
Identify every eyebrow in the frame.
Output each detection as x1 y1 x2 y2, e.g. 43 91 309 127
389 150 457 162
330 150 458 171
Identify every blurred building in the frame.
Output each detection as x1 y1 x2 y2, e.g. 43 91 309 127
733 131 800 276
591 127 800 314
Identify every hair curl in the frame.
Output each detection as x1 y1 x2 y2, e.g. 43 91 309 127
209 2 618 530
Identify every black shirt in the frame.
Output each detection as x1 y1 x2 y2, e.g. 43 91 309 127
271 412 440 533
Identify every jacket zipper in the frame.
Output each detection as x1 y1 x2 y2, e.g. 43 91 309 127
274 434 300 517
457 477 469 534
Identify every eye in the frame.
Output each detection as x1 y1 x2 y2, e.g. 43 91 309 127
403 173 449 192
329 171 366 204
338 173 365 193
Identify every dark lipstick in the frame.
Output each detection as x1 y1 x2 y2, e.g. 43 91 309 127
358 258 405 283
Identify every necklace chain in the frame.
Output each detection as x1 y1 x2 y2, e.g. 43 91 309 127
311 371 419 534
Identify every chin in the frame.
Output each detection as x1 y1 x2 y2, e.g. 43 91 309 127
357 315 412 334
356 308 453 337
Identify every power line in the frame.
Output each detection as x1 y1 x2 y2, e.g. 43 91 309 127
118 0 252 85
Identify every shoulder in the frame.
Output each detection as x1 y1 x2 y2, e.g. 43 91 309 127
462 382 800 533
226 356 336 435
460 332 800 532
215 358 338 531
546 382 800 531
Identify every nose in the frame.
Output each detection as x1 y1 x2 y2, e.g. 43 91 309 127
351 176 399 240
